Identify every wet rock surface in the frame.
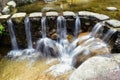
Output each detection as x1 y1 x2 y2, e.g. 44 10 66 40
69 54 120 80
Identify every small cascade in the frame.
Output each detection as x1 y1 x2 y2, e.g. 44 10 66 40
41 17 47 38
102 29 117 44
90 22 104 38
57 16 67 41
36 38 58 57
24 17 33 49
56 16 69 58
74 16 81 39
7 18 18 50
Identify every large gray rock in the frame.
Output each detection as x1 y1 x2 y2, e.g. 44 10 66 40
69 54 120 80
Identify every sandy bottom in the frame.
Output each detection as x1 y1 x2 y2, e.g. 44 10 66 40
0 58 72 80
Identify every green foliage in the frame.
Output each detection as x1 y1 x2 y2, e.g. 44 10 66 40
0 24 5 35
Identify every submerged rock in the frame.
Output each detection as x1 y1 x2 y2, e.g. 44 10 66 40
69 54 120 80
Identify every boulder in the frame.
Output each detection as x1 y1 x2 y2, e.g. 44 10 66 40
69 54 120 80
7 1 16 8
2 6 10 14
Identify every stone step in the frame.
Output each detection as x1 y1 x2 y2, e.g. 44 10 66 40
29 12 42 18
63 11 76 17
0 15 10 20
105 19 120 31
46 11 58 17
11 12 26 18
78 11 109 21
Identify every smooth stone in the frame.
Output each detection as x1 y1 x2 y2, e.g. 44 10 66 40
106 19 120 28
106 7 118 11
7 1 16 8
69 54 120 80
46 63 74 77
29 12 42 17
2 6 10 14
11 13 26 18
46 11 58 16
63 11 76 16
0 15 10 19
78 11 109 20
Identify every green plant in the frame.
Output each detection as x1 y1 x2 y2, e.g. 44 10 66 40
0 24 5 35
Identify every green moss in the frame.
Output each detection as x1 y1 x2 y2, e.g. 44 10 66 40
0 24 5 35
17 0 120 20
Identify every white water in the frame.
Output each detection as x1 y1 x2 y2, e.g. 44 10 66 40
57 16 67 41
7 16 116 76
90 22 104 37
7 18 18 50
102 29 117 44
24 17 33 49
41 17 47 38
74 16 81 39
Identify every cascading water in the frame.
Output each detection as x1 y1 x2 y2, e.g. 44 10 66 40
74 16 81 39
102 29 117 44
7 19 23 58
24 17 33 49
90 22 104 37
6 15 117 76
36 17 59 57
7 18 18 50
41 17 47 38
57 16 67 41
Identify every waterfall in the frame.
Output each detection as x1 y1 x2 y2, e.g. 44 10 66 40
24 17 33 49
74 16 81 39
57 16 67 41
102 29 116 44
7 18 18 50
6 13 117 72
90 22 104 38
41 17 47 38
